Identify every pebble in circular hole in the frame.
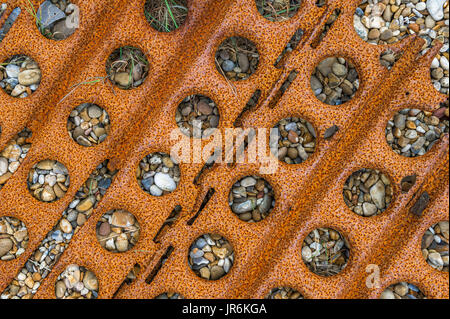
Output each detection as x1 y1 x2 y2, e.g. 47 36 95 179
353 0 449 57
67 103 111 147
430 54 449 95
215 36 259 81
385 107 449 157
175 94 220 138
137 152 180 196
55 264 98 299
96 210 140 253
229 175 275 223
311 57 359 105
265 287 304 299
188 233 234 281
256 0 302 22
380 282 426 299
106 46 149 90
144 0 188 32
343 168 393 217
155 292 184 299
301 227 350 277
0 216 29 261
1 55 41 98
421 221 449 272
0 128 32 190
36 0 79 40
379 49 402 70
27 160 70 202
272 117 316 164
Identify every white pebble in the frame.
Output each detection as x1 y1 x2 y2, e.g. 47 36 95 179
440 56 449 71
431 57 440 68
154 172 176 192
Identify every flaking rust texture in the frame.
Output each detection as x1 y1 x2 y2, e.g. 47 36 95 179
0 0 448 299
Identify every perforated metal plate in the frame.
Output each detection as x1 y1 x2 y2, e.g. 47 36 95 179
0 0 448 299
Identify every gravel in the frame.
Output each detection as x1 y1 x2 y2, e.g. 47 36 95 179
343 168 392 217
421 221 449 272
188 234 234 281
96 210 140 253
0 217 29 261
302 228 350 276
67 103 110 147
215 37 259 81
27 160 70 203
265 287 304 299
380 282 426 299
137 152 180 196
0 55 41 98
385 106 449 157
229 175 275 222
312 57 359 105
272 117 316 164
175 95 220 138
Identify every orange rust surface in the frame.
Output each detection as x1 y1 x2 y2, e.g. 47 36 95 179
0 0 449 299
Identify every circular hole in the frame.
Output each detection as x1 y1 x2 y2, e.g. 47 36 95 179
311 57 359 105
96 209 140 253
343 168 393 217
380 282 426 299
379 49 401 70
144 0 188 32
55 264 98 299
106 46 149 90
137 152 180 196
421 221 449 272
1 55 41 98
265 287 304 299
301 227 350 277
229 175 275 223
175 94 220 138
36 0 79 40
0 128 32 190
430 55 449 95
255 0 302 22
272 117 317 164
155 292 184 299
353 0 448 53
67 103 111 147
215 36 260 81
385 107 449 157
0 216 29 261
188 233 234 281
27 160 70 203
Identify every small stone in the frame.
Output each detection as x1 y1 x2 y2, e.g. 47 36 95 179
111 210 134 227
370 181 386 209
18 69 41 86
362 202 378 216
210 265 225 280
98 222 111 236
240 176 256 187
55 280 66 298
221 60 235 72
199 267 210 279
154 172 176 192
83 271 98 291
60 218 72 234
0 238 13 257
87 105 102 118
114 72 131 87
380 289 395 299
76 196 94 212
